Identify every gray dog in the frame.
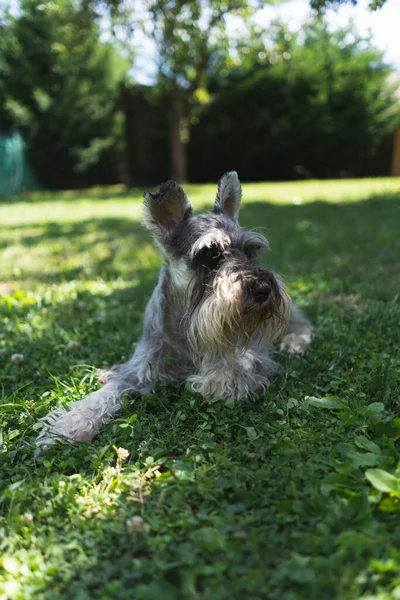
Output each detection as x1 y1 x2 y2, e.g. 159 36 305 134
36 172 314 450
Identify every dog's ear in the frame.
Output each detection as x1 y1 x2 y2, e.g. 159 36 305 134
143 180 192 238
214 171 242 221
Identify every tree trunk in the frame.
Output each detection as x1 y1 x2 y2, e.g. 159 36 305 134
170 101 188 183
118 85 160 186
392 126 400 176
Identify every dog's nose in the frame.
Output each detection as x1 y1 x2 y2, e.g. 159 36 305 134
252 280 271 303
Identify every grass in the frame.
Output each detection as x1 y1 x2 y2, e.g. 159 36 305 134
1 178 400 600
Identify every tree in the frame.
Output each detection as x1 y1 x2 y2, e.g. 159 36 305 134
88 1 281 183
138 1 271 182
0 0 128 188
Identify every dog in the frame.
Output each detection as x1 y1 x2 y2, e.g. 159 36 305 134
36 172 314 450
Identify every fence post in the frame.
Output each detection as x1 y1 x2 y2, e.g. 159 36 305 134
392 126 400 177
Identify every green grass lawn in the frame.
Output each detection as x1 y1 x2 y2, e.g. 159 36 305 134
1 178 400 600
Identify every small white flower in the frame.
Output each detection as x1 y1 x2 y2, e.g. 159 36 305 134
104 466 117 476
116 447 130 460
21 513 33 522
11 354 24 364
126 515 144 534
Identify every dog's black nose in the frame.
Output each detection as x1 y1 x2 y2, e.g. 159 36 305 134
252 280 271 303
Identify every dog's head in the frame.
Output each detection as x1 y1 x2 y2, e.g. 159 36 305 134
143 172 290 352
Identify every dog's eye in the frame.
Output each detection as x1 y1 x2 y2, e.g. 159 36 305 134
194 244 223 270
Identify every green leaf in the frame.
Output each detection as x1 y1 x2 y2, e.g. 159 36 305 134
304 396 346 410
354 436 381 455
244 427 258 441
337 444 379 468
225 397 235 409
347 451 379 468
366 402 386 424
365 469 400 494
2 556 20 574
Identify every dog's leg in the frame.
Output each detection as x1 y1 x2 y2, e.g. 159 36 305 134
279 304 315 355
35 337 159 450
35 373 135 449
36 275 167 451
35 336 159 451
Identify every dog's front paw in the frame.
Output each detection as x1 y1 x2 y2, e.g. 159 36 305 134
35 402 101 453
35 408 75 454
279 332 313 355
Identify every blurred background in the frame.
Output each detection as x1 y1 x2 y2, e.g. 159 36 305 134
0 0 399 195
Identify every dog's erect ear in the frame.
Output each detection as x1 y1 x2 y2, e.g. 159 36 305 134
214 171 242 221
143 180 192 238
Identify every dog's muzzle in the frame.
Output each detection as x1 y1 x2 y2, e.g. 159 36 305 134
251 280 271 303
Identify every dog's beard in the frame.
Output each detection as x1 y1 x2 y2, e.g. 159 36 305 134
184 264 291 355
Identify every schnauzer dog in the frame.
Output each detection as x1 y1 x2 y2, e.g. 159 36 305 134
36 172 314 450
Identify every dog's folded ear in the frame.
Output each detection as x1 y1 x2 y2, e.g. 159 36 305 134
143 180 192 238
214 171 242 221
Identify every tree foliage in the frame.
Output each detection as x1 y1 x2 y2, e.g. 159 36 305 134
0 0 128 188
310 0 387 10
188 19 400 181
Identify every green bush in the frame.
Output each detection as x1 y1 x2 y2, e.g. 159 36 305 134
189 20 400 182
0 0 128 188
